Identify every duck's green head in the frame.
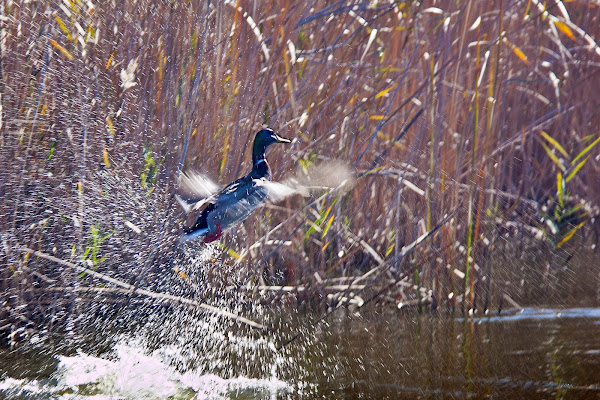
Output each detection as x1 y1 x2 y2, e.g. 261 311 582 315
252 128 290 164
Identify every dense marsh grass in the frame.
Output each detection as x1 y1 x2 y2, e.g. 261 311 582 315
1 0 600 338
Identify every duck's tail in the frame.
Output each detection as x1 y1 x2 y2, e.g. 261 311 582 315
177 227 209 244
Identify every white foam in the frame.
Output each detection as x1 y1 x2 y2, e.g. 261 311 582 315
1 341 290 399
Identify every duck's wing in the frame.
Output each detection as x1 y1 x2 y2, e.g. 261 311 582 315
211 179 296 225
257 179 299 203
176 171 221 213
177 171 220 200
207 180 274 230
282 160 355 196
234 164 353 208
213 175 255 207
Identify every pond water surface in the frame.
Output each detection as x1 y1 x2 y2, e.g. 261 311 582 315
2 305 600 399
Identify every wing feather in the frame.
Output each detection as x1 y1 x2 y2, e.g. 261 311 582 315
177 171 221 202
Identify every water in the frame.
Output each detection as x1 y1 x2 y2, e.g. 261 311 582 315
2 306 600 399
0 341 289 399
311 307 600 398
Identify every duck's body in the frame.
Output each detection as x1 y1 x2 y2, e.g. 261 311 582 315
178 128 291 243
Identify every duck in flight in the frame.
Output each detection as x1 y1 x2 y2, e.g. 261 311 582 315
177 128 292 243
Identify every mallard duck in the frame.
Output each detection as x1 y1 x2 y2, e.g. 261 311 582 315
177 128 291 243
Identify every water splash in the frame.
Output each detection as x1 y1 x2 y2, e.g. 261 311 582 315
0 340 291 400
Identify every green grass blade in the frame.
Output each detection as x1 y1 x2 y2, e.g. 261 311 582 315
566 156 590 183
556 221 586 249
321 214 335 239
540 140 566 172
571 135 600 165
561 204 583 220
557 172 564 208
540 131 569 158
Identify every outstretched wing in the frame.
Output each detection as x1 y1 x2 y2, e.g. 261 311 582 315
177 171 219 200
176 171 221 213
254 161 354 205
282 160 354 195
257 179 299 203
212 175 253 207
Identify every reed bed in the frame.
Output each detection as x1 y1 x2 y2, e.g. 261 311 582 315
1 0 600 340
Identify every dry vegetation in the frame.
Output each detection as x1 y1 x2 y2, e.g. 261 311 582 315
1 0 600 339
